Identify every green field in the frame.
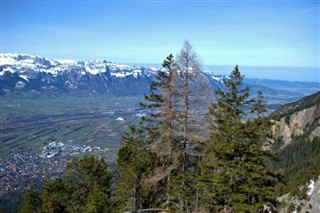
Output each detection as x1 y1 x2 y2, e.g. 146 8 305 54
0 93 144 157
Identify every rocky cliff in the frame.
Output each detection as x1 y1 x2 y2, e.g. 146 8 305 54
271 91 320 147
278 176 320 213
270 91 320 212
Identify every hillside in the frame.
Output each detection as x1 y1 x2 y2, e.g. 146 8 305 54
271 91 320 146
271 91 320 120
269 91 320 212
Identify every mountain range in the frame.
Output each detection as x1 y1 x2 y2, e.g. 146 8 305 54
1 53 319 106
1 53 320 212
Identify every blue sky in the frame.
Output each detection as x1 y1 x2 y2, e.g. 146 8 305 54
1 1 319 82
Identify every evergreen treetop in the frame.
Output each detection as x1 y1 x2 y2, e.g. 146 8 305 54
200 65 276 213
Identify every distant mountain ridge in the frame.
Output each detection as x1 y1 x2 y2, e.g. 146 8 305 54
0 53 162 96
0 53 319 104
0 53 227 96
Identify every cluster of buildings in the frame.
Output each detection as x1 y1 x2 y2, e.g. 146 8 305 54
0 143 117 192
41 141 104 158
0 151 69 191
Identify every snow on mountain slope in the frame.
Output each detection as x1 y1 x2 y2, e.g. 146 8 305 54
0 53 222 96
1 53 319 99
0 53 165 96
0 53 158 79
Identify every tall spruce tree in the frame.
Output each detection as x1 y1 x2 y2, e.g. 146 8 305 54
64 156 112 212
116 54 181 211
199 66 276 212
116 44 209 212
144 48 206 212
140 54 181 193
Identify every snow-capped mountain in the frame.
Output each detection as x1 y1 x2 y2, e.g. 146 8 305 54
0 53 165 96
0 53 159 77
0 53 226 96
1 53 319 101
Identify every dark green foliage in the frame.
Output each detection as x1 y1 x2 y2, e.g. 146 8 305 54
199 66 276 212
64 156 112 212
117 63 278 212
116 48 204 212
41 178 68 213
17 49 285 212
116 54 182 211
167 156 200 212
85 184 113 213
284 114 291 125
270 136 320 199
19 187 41 213
116 125 159 211
19 156 114 213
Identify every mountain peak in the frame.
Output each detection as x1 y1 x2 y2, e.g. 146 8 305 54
0 53 319 101
0 53 166 96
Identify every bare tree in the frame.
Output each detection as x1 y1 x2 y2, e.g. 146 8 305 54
134 42 211 212
170 40 210 212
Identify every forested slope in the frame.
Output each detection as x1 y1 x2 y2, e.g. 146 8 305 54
269 91 320 212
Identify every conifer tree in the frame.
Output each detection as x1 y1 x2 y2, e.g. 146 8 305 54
140 54 181 190
116 44 207 212
167 40 205 212
175 40 201 157
116 125 158 211
19 187 42 213
21 156 114 213
116 126 141 211
116 54 181 211
85 184 113 213
64 156 111 212
199 66 276 212
41 177 68 213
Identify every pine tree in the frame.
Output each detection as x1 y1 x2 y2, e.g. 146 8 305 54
199 66 276 212
40 177 68 213
117 121 167 210
85 184 113 213
116 125 158 211
116 44 208 212
116 54 181 211
64 156 111 212
21 156 114 213
19 187 42 213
